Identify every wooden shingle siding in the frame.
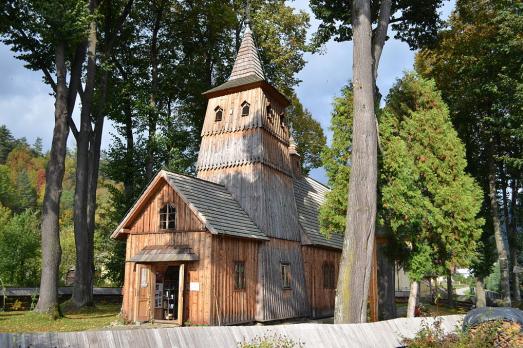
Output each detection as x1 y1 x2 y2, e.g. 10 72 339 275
198 164 302 241
302 246 341 318
197 128 293 176
256 239 310 321
200 88 289 142
210 236 259 325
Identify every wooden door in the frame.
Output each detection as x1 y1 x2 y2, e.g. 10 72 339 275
177 264 185 325
137 264 152 321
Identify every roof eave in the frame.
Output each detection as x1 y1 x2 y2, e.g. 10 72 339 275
202 80 290 107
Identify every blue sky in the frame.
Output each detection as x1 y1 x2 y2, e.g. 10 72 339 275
0 0 454 184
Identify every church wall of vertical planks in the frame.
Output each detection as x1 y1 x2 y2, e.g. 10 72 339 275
112 19 379 325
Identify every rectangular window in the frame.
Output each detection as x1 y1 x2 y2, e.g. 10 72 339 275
323 262 335 289
160 203 176 230
281 262 291 289
140 267 148 288
234 262 245 290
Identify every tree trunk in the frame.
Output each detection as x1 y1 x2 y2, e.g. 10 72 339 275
334 0 377 324
487 142 511 306
123 99 135 199
71 9 97 309
145 3 163 181
510 179 520 302
377 241 396 320
407 280 418 318
476 277 486 308
35 42 69 318
85 72 108 298
447 272 454 307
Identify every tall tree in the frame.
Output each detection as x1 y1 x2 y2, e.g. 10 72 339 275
66 0 133 309
310 0 445 322
333 0 377 324
380 73 484 317
1 0 92 317
416 0 523 306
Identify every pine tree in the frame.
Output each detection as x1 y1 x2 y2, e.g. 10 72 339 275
380 73 484 317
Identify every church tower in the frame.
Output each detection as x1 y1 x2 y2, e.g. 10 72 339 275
196 24 302 242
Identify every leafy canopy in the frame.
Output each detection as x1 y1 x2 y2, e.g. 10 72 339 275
309 0 445 50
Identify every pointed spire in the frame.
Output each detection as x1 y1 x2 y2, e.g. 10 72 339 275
229 2 265 81
289 134 299 156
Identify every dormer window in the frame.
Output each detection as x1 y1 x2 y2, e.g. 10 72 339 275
159 203 176 230
241 101 250 117
215 106 223 122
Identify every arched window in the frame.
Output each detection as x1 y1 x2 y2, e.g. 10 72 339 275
159 203 176 230
214 106 223 122
241 101 250 117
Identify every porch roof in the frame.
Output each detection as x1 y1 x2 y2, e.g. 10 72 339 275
129 245 199 263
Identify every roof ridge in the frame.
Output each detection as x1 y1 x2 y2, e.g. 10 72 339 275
162 170 228 189
300 175 331 191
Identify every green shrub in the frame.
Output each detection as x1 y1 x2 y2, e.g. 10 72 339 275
403 318 523 348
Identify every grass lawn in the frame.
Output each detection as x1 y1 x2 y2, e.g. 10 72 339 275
0 303 121 333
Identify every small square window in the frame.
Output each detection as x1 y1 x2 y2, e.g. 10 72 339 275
281 262 291 289
234 261 245 290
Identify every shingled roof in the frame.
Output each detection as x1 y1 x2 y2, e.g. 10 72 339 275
293 176 344 250
229 26 265 80
202 25 289 107
164 172 267 240
111 171 267 241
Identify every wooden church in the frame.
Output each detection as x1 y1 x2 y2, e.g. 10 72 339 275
112 22 344 325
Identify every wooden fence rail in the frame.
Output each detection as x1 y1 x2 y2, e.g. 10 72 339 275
0 315 463 348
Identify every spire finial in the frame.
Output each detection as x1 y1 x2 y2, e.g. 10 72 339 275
245 0 251 27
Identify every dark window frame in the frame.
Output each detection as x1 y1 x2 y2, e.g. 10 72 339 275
241 101 250 117
281 262 291 289
159 203 176 230
234 261 246 290
214 106 223 122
